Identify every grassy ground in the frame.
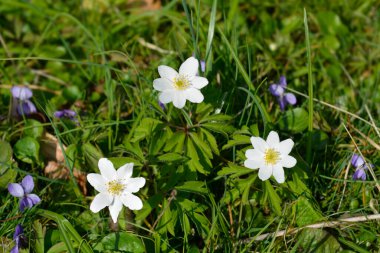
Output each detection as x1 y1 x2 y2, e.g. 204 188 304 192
1 0 380 252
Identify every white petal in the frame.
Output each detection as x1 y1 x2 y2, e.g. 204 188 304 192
159 90 175 103
281 155 297 168
120 192 143 210
172 92 186 109
109 198 123 223
266 131 280 147
191 76 208 89
258 165 272 181
272 164 285 183
87 173 107 192
279 139 294 155
250 136 268 152
244 159 260 170
98 158 117 181
179 57 198 77
153 78 173 91
158 65 178 81
125 177 146 193
184 88 204 103
90 192 113 213
117 163 134 179
245 149 263 160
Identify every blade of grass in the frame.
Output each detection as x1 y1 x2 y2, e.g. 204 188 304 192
182 0 197 57
205 0 217 72
304 9 313 164
37 209 93 253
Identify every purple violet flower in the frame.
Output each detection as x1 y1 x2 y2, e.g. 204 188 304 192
11 86 37 116
158 101 166 111
269 76 296 111
54 109 77 121
10 224 24 253
8 175 41 211
192 53 206 73
200 60 205 73
351 153 373 181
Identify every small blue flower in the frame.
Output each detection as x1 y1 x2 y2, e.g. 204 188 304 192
8 175 41 211
269 76 296 111
11 86 37 116
351 153 373 181
10 224 24 253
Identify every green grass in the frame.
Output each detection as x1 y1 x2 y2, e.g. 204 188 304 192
1 0 380 252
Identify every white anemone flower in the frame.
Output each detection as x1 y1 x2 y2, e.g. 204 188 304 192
153 56 209 109
244 131 297 183
87 158 146 223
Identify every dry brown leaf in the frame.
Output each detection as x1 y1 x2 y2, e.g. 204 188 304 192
41 133 87 195
128 0 161 10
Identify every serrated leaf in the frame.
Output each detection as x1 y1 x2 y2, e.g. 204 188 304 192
14 137 40 164
218 163 253 178
131 118 163 142
200 128 219 155
158 153 188 163
189 132 212 159
278 108 309 133
199 114 232 123
202 122 235 136
124 141 144 161
164 131 186 153
176 181 208 194
222 134 251 150
108 157 142 168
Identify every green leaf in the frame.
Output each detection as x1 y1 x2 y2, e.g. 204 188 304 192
199 114 232 123
0 141 16 189
278 108 309 133
218 163 252 178
37 209 93 253
189 132 212 159
202 122 235 136
135 194 163 221
222 134 251 150
164 131 186 153
293 196 324 226
24 119 44 138
131 118 163 142
62 86 82 102
0 140 12 162
33 220 45 253
157 198 176 236
82 143 103 171
14 137 40 164
158 152 188 163
176 181 208 195
264 180 282 215
200 128 219 155
297 228 341 252
100 232 145 252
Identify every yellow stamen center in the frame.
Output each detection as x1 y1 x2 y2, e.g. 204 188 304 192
107 180 125 195
264 148 280 165
173 75 190 90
